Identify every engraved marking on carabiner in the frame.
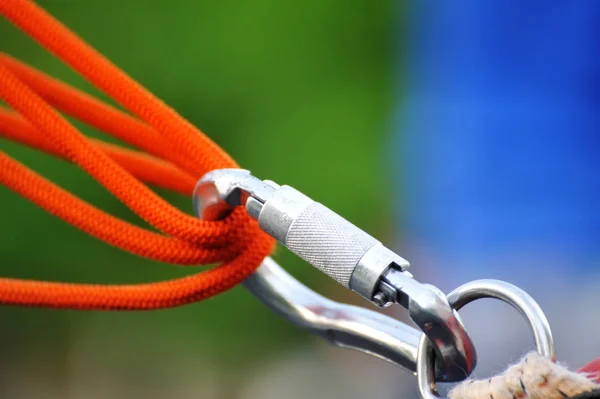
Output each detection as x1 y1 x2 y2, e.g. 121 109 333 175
193 168 478 382
416 279 555 399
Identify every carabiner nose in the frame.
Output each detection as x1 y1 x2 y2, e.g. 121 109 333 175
193 168 477 382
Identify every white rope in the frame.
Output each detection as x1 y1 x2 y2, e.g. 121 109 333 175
449 352 599 399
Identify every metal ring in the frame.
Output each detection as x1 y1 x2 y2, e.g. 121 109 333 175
416 279 555 399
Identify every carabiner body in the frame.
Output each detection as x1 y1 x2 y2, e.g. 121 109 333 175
193 169 476 382
193 168 556 399
246 256 421 373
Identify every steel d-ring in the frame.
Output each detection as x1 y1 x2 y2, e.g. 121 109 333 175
416 279 555 399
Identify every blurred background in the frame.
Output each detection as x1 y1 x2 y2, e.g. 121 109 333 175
0 1 599 398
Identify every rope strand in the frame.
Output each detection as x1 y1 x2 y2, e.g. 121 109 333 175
0 63 235 245
0 0 236 176
0 54 193 173
0 109 196 195
0 0 275 310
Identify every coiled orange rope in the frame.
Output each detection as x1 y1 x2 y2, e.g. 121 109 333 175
0 0 275 309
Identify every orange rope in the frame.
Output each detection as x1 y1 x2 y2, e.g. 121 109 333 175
0 0 235 176
0 109 196 195
0 54 189 171
0 0 275 309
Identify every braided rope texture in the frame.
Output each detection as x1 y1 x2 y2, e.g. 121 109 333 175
450 352 600 399
0 0 275 309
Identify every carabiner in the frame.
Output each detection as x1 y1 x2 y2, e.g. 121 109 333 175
417 280 555 399
246 256 422 374
193 169 476 382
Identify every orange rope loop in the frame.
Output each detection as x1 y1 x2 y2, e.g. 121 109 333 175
0 0 275 310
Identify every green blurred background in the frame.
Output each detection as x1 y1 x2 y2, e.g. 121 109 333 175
0 1 403 397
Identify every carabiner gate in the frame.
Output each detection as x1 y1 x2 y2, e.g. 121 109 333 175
193 169 476 382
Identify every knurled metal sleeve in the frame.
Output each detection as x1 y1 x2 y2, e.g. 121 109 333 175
284 202 379 287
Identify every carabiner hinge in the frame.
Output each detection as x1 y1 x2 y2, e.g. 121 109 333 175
193 168 477 382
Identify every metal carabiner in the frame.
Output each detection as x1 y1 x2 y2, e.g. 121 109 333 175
193 169 476 382
417 280 555 399
245 256 422 374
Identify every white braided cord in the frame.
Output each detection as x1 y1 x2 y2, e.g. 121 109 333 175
450 352 599 399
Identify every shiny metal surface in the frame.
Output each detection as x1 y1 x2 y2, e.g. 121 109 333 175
258 185 313 243
380 268 476 382
416 279 555 399
446 280 555 362
193 169 275 220
353 243 410 299
194 169 411 300
285 201 380 288
193 168 477 382
245 257 421 373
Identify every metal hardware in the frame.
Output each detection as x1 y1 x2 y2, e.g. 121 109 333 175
416 279 555 399
246 256 421 373
193 168 477 382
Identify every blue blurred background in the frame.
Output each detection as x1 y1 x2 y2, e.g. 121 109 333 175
395 2 600 391
0 1 599 398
